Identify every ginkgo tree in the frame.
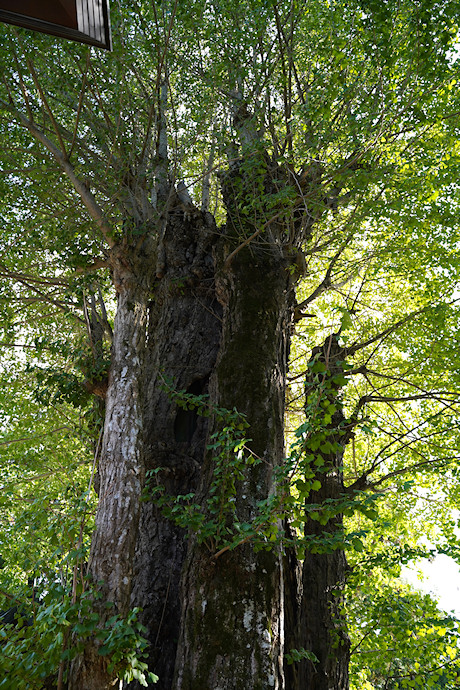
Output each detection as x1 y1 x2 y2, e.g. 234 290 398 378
1 1 460 689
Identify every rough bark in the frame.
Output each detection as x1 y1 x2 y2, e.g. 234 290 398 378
173 243 294 689
298 541 349 690
128 207 222 689
69 246 153 689
286 336 351 690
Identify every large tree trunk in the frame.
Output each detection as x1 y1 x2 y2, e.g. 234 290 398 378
129 207 222 688
69 166 352 689
173 242 294 689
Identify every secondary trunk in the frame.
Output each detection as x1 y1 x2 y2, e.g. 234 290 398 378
69 246 152 689
285 335 351 690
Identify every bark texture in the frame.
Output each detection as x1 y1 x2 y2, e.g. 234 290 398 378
69 246 154 689
173 242 294 689
129 207 222 688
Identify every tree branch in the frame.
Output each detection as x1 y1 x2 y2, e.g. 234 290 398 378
346 306 428 356
0 101 115 247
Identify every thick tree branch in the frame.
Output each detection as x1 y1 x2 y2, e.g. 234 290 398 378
297 230 356 309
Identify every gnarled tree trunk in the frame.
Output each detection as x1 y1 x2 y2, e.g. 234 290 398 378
173 240 294 689
70 168 352 690
129 207 222 688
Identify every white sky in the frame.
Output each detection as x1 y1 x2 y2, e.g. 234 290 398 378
402 555 460 617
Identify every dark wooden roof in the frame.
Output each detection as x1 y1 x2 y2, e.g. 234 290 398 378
0 0 111 50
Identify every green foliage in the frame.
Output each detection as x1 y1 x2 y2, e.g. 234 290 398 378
285 648 320 665
347 573 460 689
0 0 460 684
94 608 158 686
0 584 157 688
0 467 156 687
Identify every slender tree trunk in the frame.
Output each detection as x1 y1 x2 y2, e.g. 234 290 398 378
285 336 351 690
298 532 349 689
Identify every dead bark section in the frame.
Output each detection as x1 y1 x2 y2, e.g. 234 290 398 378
90 285 147 609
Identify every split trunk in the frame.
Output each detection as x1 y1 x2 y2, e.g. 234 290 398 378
70 197 350 689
